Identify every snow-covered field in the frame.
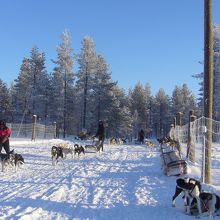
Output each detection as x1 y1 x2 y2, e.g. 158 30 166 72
0 138 219 220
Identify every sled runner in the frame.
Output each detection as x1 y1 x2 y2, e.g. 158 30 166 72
161 150 187 176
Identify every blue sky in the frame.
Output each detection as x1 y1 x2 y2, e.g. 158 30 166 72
0 0 219 97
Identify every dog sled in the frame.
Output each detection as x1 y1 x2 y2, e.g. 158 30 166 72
161 149 187 176
84 139 103 152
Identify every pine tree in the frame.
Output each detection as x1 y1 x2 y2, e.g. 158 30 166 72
29 46 48 118
129 82 148 137
52 29 75 137
0 79 12 121
91 55 117 124
11 57 32 123
76 36 97 131
12 46 49 124
171 84 197 123
50 69 64 129
152 88 171 137
192 72 203 112
104 85 132 138
144 83 153 137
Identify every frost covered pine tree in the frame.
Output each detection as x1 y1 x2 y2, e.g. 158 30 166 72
75 36 97 131
181 84 198 121
93 55 132 137
11 57 32 123
192 72 203 113
91 55 117 126
0 78 12 121
129 82 148 137
152 88 171 137
29 46 49 119
171 85 183 115
171 84 197 124
12 47 49 124
144 83 153 137
51 29 75 137
106 85 132 138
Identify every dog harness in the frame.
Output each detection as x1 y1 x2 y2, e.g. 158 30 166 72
188 180 201 197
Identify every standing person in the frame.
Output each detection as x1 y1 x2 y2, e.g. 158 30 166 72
0 120 12 154
139 129 145 144
95 120 105 151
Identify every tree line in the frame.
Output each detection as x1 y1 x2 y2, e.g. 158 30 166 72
0 29 210 139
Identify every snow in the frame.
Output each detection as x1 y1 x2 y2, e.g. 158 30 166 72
0 138 219 220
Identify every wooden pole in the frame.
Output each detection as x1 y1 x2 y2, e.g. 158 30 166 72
189 115 197 162
187 110 194 158
31 115 37 141
53 122 57 139
204 0 213 184
176 112 183 126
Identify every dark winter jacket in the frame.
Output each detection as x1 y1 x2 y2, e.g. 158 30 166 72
96 121 105 141
139 129 145 143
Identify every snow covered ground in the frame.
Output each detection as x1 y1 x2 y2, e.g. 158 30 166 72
0 138 219 220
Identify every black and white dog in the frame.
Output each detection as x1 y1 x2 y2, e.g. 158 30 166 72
0 151 24 172
51 146 64 165
157 137 170 146
57 143 74 159
190 192 220 218
172 177 202 216
74 144 85 156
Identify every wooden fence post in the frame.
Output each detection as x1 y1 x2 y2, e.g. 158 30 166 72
188 113 197 162
187 110 194 158
31 115 37 141
173 117 176 128
175 112 183 155
176 112 183 126
53 122 57 139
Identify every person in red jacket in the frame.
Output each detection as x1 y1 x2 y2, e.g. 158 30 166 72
0 120 12 154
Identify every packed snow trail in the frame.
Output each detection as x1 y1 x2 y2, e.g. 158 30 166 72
0 139 197 219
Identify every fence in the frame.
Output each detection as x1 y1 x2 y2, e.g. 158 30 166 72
8 121 56 140
169 115 220 186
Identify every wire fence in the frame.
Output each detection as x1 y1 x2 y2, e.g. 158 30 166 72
8 122 56 140
169 116 220 186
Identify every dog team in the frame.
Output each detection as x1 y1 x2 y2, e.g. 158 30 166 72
158 136 220 218
51 143 87 165
2 119 220 218
51 120 106 165
172 176 220 218
0 119 106 171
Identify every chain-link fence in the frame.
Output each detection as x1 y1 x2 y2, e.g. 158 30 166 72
169 116 220 186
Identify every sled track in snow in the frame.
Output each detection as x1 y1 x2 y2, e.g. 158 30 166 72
1 139 196 220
